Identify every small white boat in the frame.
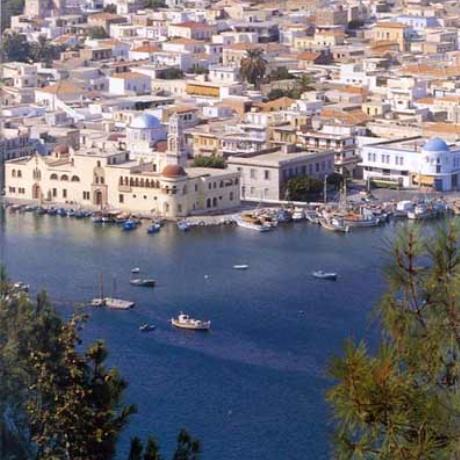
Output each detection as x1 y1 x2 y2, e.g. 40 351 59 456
171 313 211 331
131 267 140 274
233 264 249 270
13 281 30 292
90 297 135 309
312 271 337 281
235 217 271 232
177 220 191 231
291 208 305 222
130 278 156 288
139 323 156 332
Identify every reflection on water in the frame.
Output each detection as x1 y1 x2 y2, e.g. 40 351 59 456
1 211 395 459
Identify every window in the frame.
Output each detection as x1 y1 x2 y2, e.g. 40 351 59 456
264 170 270 180
62 189 67 198
230 191 234 201
250 169 257 179
250 187 255 195
17 170 22 178
83 191 90 200
119 194 124 203
52 188 57 197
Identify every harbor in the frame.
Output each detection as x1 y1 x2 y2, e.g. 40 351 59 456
0 203 437 459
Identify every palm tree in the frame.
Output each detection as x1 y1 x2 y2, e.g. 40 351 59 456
239 48 267 90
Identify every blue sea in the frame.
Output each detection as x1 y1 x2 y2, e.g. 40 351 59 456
0 211 395 459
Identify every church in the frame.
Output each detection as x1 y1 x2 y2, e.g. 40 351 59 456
4 114 241 218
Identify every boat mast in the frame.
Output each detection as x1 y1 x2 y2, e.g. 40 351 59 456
99 273 104 300
112 276 117 297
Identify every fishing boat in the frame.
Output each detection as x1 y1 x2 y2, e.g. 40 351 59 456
235 214 272 232
291 208 305 222
74 210 88 219
276 208 292 223
233 264 249 270
305 209 320 224
123 219 138 231
23 205 37 212
91 212 103 223
56 208 67 217
177 220 191 231
147 223 161 234
319 217 350 233
139 323 156 332
312 271 337 281
47 207 58 215
130 278 156 288
171 313 211 331
407 203 435 221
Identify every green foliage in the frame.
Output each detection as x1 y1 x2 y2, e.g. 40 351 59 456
104 3 117 13
326 172 343 188
328 224 460 459
268 66 295 81
191 65 209 75
192 155 225 169
144 0 166 7
266 88 286 101
0 32 31 62
87 26 109 39
239 48 267 89
173 429 201 460
286 175 323 201
1 32 61 64
0 269 201 459
29 35 61 66
158 68 185 80
1 0 25 31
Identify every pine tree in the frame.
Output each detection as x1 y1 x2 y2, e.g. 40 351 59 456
328 224 460 459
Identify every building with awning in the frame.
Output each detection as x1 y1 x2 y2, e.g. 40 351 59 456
361 136 460 191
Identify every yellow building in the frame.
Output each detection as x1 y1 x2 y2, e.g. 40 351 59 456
5 116 241 218
373 22 409 52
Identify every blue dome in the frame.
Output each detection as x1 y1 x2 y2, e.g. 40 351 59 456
130 113 162 130
423 137 449 152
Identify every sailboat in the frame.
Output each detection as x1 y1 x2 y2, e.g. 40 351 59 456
90 273 135 309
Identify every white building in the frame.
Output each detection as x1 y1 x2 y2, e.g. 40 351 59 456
108 72 151 96
361 137 460 191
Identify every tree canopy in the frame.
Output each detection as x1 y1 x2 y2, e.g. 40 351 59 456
192 155 225 169
239 48 267 90
328 224 460 459
0 269 201 460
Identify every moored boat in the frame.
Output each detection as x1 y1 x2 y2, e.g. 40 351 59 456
291 208 305 222
131 267 140 274
130 278 156 288
233 264 249 270
171 313 211 331
312 270 337 281
139 323 156 332
319 217 350 233
123 219 138 231
235 214 271 232
147 223 161 234
177 220 191 231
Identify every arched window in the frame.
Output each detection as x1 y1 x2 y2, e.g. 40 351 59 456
71 175 80 182
33 169 41 180
206 198 211 208
12 169 16 177
61 174 69 181
100 177 104 185
119 177 124 185
17 170 22 178
50 173 58 180
135 178 139 187
212 197 218 207
130 178 134 186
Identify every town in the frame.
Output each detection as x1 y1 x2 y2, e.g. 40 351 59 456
2 0 460 226
3 1 460 459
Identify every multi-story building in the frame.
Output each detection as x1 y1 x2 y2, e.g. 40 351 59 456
227 145 334 202
4 116 241 217
0 128 37 192
361 137 460 191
